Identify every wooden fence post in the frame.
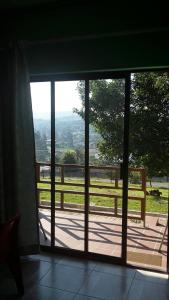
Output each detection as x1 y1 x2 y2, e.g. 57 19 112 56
35 163 40 182
142 169 147 227
114 197 118 216
35 164 40 206
61 165 64 184
61 192 64 210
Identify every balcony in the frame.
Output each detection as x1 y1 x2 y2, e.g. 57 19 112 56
36 163 168 271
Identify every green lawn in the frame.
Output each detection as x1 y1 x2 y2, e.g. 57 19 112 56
38 178 168 214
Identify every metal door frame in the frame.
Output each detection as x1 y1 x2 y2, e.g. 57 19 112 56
31 69 169 274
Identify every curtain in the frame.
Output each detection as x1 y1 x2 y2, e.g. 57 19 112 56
0 42 39 254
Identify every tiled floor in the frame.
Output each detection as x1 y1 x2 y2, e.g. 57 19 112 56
39 209 167 270
0 252 168 299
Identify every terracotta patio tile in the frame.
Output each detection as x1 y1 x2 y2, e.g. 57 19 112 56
39 209 167 271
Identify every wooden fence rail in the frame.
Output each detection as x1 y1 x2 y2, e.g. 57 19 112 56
36 163 147 226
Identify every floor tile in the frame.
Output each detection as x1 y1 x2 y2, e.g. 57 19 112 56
58 256 96 270
40 264 92 293
79 270 132 300
21 260 51 290
23 285 76 300
25 252 63 264
127 279 169 300
135 269 169 285
74 295 100 300
94 262 136 278
1 251 168 300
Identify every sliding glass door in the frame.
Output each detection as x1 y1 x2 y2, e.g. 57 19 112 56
31 74 130 262
54 80 85 251
127 71 169 272
31 82 51 246
30 71 168 272
88 78 127 259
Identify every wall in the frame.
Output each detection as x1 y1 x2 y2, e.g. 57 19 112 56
26 30 169 75
1 2 169 74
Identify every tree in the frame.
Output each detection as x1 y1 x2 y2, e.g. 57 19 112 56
75 79 125 164
130 72 169 177
75 148 85 164
55 153 61 163
75 73 169 177
62 150 77 164
35 131 49 162
62 150 78 177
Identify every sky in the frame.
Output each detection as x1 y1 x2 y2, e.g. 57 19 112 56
30 81 82 118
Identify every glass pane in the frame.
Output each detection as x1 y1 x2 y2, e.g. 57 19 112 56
127 71 169 271
54 81 85 251
31 82 51 246
88 79 125 257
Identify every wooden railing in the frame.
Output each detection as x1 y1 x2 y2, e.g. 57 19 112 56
36 163 147 226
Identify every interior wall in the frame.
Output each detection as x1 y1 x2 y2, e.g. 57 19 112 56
2 3 165 42
1 2 169 74
26 30 169 75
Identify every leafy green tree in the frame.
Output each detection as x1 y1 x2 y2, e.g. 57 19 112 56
35 131 49 162
75 79 125 164
62 150 77 164
75 148 85 164
62 150 78 177
75 72 169 177
55 153 61 163
130 72 169 177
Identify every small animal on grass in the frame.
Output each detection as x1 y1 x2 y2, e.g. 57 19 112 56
148 189 162 196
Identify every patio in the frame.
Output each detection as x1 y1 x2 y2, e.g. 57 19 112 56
39 208 168 272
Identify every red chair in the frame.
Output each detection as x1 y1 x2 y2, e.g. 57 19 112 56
0 215 24 295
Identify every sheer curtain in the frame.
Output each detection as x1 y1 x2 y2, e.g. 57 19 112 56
0 42 39 254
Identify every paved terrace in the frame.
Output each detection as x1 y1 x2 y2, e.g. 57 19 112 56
39 209 168 272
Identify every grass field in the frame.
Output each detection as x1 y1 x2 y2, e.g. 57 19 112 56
38 178 169 214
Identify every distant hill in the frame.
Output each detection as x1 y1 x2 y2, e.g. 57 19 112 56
33 111 81 120
33 111 100 149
